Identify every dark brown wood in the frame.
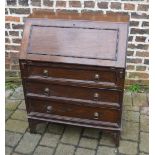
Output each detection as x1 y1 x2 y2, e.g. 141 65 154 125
26 81 121 103
114 131 121 147
27 93 121 109
28 11 129 22
28 118 38 133
27 98 120 123
20 12 129 68
26 61 125 89
28 26 118 60
28 114 120 130
19 11 129 147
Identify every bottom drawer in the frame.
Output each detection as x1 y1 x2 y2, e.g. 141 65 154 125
27 98 120 124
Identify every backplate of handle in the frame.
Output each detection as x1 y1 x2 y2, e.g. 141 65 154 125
46 106 52 113
94 112 99 119
43 69 48 77
94 74 100 80
94 93 99 100
44 88 50 96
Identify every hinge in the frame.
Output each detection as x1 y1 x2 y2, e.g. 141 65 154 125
119 70 124 79
111 67 115 70
20 62 26 69
27 60 33 65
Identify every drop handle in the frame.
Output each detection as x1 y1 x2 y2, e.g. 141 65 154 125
94 74 100 80
44 88 50 96
43 69 48 77
46 106 52 113
94 112 99 119
94 93 99 100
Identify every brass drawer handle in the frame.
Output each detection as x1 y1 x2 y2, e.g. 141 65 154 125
94 112 99 119
95 74 100 80
46 106 52 113
94 93 99 100
44 88 50 96
43 69 48 77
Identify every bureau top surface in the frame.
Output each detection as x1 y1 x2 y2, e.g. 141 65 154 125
20 11 129 68
28 11 129 22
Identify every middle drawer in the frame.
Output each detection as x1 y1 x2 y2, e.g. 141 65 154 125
26 81 121 104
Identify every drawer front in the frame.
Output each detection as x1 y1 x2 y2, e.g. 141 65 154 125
26 81 121 103
28 98 120 123
27 63 124 88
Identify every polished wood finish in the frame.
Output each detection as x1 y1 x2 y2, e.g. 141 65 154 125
20 12 129 68
26 61 125 88
29 26 118 60
29 11 129 22
27 98 120 124
19 11 129 147
26 81 121 103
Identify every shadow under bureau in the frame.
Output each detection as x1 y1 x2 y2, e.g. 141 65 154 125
19 11 129 146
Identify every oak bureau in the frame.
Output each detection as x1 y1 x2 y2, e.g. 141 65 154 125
19 11 129 146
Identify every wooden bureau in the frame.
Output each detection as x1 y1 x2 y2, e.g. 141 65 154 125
19 11 129 146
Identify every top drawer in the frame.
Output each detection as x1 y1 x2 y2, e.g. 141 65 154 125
22 61 125 88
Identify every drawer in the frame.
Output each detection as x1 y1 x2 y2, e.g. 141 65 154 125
27 98 120 123
26 62 124 88
26 81 121 104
